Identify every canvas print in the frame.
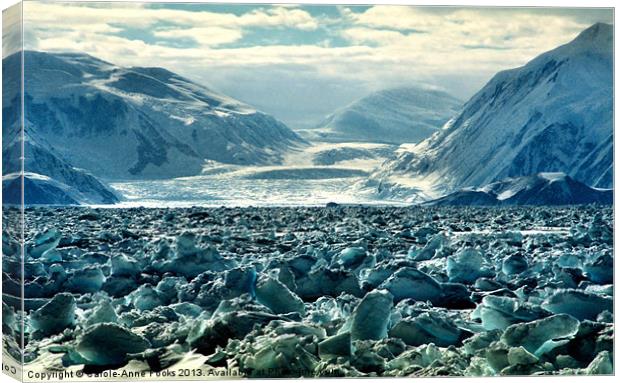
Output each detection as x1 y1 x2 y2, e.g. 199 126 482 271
1 1 614 380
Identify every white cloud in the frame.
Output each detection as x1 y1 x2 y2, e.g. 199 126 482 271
153 27 243 47
340 27 406 45
23 2 318 32
345 6 593 54
18 2 612 126
2 2 22 58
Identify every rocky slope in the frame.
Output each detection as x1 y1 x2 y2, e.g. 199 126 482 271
425 173 612 206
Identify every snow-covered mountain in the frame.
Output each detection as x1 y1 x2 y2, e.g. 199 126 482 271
2 137 119 204
3 51 305 181
306 87 462 144
425 173 612 206
2 172 114 205
371 23 613 198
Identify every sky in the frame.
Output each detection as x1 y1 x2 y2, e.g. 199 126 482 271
4 1 614 128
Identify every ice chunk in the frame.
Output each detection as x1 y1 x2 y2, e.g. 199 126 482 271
176 231 200 256
386 344 442 375
347 289 393 341
507 346 538 366
318 332 352 359
29 229 61 258
501 253 528 275
501 314 580 357
332 247 368 269
587 214 612 244
360 259 417 290
408 233 449 261
476 295 549 330
84 300 118 326
187 311 283 355
585 351 613 374
462 329 502 356
583 253 613 284
447 248 493 284
40 249 62 263
389 312 468 347
236 333 319 378
295 268 362 300
111 254 140 277
555 354 580 369
155 276 186 304
128 284 164 311
379 267 443 302
65 266 105 293
170 302 203 318
255 275 306 315
2 302 16 333
193 267 257 308
474 278 503 291
541 289 612 321
349 340 387 374
102 276 138 297
30 293 76 336
76 323 150 365
157 233 235 278
436 282 475 309
2 231 20 257
597 310 613 323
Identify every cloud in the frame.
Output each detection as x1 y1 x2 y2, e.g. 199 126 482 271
344 6 597 55
24 2 318 32
340 27 407 45
18 2 613 127
153 27 243 47
2 3 22 58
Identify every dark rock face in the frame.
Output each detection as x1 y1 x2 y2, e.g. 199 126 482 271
425 173 612 207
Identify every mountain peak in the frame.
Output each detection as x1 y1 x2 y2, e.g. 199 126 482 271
309 85 462 145
576 22 612 41
370 22 613 199
568 22 613 53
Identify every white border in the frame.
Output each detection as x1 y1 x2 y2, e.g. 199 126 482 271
0 2 617 383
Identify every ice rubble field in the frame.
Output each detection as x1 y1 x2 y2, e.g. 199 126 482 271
2 205 614 377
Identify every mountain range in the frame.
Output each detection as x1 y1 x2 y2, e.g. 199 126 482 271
2 23 614 206
2 51 306 204
371 22 613 199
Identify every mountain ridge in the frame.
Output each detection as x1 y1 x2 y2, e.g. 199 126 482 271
424 173 613 206
2 50 307 204
306 86 462 145
3 50 306 181
370 22 613 199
